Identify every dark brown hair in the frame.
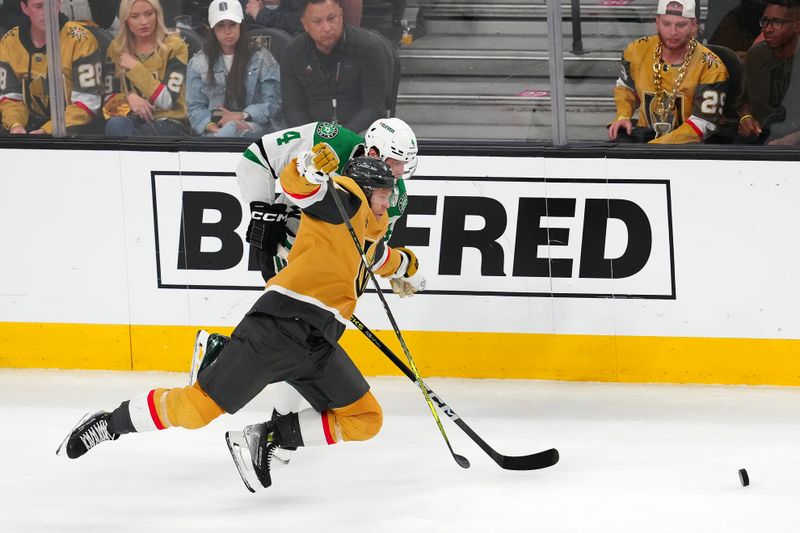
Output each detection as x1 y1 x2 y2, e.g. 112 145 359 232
202 23 253 111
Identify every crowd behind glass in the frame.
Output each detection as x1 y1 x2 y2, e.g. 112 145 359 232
0 0 799 146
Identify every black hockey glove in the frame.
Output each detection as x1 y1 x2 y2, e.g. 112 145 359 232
246 201 288 256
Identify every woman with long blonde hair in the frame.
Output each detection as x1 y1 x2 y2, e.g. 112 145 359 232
102 0 189 136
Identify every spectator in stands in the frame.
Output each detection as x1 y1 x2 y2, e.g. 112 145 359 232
0 0 25 31
0 0 103 135
244 0 303 35
737 0 800 145
708 0 765 59
187 0 283 137
280 0 389 133
607 0 729 144
61 0 120 30
340 0 360 26
102 0 189 137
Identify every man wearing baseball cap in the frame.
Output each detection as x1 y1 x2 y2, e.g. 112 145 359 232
608 0 730 144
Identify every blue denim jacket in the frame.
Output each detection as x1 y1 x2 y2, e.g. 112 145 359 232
186 48 283 136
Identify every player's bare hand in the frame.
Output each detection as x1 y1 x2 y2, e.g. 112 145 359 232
608 118 632 140
9 125 26 134
127 93 154 121
738 116 762 137
119 52 139 71
29 128 46 134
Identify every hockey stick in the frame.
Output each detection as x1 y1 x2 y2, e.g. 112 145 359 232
350 314 560 471
325 175 470 469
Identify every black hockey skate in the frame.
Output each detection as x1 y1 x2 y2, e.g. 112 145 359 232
225 422 280 492
56 411 119 459
270 408 296 466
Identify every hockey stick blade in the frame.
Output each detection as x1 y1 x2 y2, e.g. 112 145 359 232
351 314 559 471
454 416 559 471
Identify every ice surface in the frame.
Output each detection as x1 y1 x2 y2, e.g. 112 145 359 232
2 369 799 533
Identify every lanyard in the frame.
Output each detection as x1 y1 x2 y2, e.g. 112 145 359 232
314 57 341 125
313 31 345 125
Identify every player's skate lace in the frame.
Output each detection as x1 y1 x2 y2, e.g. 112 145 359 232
57 411 119 459
79 418 114 450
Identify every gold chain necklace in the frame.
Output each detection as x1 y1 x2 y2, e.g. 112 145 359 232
651 38 697 137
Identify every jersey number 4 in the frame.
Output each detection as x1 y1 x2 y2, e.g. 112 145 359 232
276 131 301 146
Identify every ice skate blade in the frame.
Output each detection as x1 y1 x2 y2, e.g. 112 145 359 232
225 431 259 493
189 330 210 385
55 411 90 457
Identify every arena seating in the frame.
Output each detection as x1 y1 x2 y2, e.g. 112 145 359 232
397 0 713 141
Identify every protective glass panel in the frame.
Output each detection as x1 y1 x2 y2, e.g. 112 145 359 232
396 0 553 141
566 0 800 147
563 0 671 142
0 0 69 135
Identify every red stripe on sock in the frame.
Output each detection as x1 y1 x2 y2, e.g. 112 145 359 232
147 390 166 430
321 410 335 444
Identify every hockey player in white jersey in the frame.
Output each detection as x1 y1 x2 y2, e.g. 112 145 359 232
237 118 418 282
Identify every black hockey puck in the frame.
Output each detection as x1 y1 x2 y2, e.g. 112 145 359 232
738 468 749 487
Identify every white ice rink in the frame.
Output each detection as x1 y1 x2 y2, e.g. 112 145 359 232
3 368 800 532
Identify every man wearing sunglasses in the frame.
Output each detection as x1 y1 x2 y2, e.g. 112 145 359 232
737 0 800 144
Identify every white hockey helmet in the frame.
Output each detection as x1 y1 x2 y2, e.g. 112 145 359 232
364 118 418 177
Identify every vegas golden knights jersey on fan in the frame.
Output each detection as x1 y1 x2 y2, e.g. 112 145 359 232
0 21 102 132
614 35 729 144
102 33 188 124
252 162 404 345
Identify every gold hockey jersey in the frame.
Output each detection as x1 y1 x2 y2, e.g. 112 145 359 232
254 161 403 344
0 21 102 132
614 35 729 144
103 33 188 123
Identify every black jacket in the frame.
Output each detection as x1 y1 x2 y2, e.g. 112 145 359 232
251 4 303 36
280 24 390 133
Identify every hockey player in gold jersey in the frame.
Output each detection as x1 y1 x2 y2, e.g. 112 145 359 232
0 0 102 134
57 145 426 493
608 0 730 144
102 0 189 136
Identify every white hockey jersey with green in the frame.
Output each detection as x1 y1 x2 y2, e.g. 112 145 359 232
237 122 367 206
236 121 409 267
